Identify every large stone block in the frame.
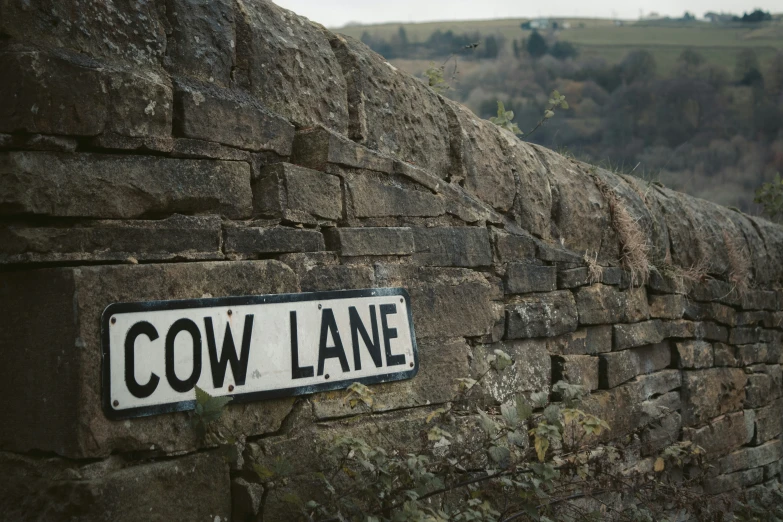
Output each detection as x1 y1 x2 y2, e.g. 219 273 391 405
704 468 764 494
719 440 782 475
574 284 626 325
754 398 783 444
506 291 578 339
636 370 682 399
681 368 747 426
0 47 172 139
346 173 446 218
471 339 552 405
0 152 252 219
234 0 348 132
546 326 613 355
492 228 537 262
164 0 236 87
299 265 374 292
326 227 414 256
682 411 754 458
553 355 600 391
0 215 223 264
599 342 671 389
174 79 294 154
224 226 325 256
328 34 451 178
0 451 230 522
648 294 687 320
745 374 773 408
505 263 557 294
0 261 298 458
412 227 492 267
292 127 394 173
640 411 681 456
442 98 517 212
613 320 664 350
675 340 714 369
254 163 342 222
375 265 503 339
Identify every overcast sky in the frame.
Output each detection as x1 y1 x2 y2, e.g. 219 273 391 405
273 0 779 27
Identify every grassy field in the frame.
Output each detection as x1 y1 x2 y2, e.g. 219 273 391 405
337 18 783 76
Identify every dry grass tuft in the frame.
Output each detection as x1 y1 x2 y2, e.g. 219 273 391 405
583 251 604 284
590 172 651 287
723 229 751 298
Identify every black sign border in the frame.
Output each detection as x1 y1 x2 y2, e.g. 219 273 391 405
101 288 418 420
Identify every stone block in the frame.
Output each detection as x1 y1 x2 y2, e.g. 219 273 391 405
0 215 223 264
506 291 578 339
745 374 772 408
0 451 231 522
599 342 671 389
505 263 557 294
719 440 782 474
704 468 764 494
636 370 682 400
558 267 591 289
174 79 294 154
648 294 687 320
299 265 374 292
682 411 754 458
292 127 393 173
736 311 771 327
492 229 537 262
681 368 747 426
702 321 730 343
346 174 445 218
675 340 714 369
547 326 613 355
375 266 503 339
164 0 236 87
574 284 626 325
625 286 651 322
684 301 737 326
224 227 325 256
730 327 762 345
714 343 738 366
641 412 681 456
473 340 551 404
754 398 783 444
234 0 348 132
0 152 252 219
254 163 342 222
613 320 664 350
553 355 600 391
329 34 451 178
412 227 493 267
0 261 298 458
735 343 772 366
326 227 414 256
742 290 778 311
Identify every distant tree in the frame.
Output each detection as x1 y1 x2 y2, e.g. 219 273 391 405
482 36 500 59
735 49 764 87
512 39 521 58
682 11 696 20
678 48 706 68
520 21 532 30
550 41 578 60
526 30 548 58
735 9 772 22
620 50 657 83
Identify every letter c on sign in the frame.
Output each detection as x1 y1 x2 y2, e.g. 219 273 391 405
125 321 161 398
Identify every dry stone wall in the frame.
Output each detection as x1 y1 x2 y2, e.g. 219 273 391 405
1 1 783 520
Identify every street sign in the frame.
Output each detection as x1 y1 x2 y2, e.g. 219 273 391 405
101 288 418 419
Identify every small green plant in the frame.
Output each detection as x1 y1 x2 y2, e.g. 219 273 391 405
425 62 449 94
190 385 232 439
491 91 569 140
754 173 783 222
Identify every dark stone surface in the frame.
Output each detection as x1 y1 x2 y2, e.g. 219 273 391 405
0 152 252 219
553 354 600 391
649 294 687 320
346 173 445 218
675 340 714 369
292 127 394 173
505 263 557 294
681 368 748 426
599 342 671 388
224 226 325 256
506 291 578 339
613 320 664 350
683 411 754 458
0 215 223 264
412 227 492 267
326 227 414 256
547 326 613 355
254 163 343 222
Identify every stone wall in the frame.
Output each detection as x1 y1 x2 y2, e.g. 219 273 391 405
1 1 783 520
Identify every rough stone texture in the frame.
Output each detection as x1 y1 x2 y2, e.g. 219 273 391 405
225 226 325 256
234 0 349 132
0 215 223 264
599 342 671 389
506 291 578 339
649 294 687 320
292 127 394 173
492 228 537 262
505 263 557 294
745 374 773 408
682 411 754 457
0 261 299 458
553 355 600 391
346 172 445 218
326 227 414 256
681 368 748 426
1 152 253 219
174 78 294 154
412 227 493 267
547 326 614 355
0 451 231 522
675 340 714 369
613 320 665 350
719 440 782 474
299 265 374 292
755 399 783 444
575 284 627 325
641 412 682 456
329 34 451 178
254 163 342 222
473 340 552 404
